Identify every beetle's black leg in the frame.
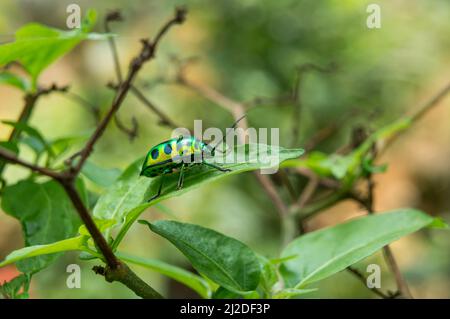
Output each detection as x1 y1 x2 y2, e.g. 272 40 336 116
177 164 186 190
202 161 231 172
147 173 166 202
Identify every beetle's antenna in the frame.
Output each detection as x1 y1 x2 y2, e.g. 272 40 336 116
211 114 246 153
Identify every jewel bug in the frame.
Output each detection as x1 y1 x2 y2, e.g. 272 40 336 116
140 115 246 202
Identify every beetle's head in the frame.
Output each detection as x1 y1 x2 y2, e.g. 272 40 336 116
202 143 215 157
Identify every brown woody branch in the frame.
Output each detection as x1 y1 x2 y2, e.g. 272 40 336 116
379 82 450 156
347 266 398 299
0 147 61 179
107 82 181 130
0 83 69 178
351 176 413 299
93 264 162 299
0 7 187 299
114 115 139 141
290 63 336 146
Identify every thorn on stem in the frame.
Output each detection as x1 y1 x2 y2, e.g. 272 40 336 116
105 10 123 23
174 6 187 24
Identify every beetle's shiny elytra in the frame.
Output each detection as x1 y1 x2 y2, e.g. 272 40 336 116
140 135 214 178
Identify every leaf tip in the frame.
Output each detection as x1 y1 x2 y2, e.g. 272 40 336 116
428 217 449 229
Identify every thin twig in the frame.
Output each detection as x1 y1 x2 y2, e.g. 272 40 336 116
294 190 347 220
295 176 319 210
277 170 297 203
410 82 450 123
347 266 393 299
176 69 290 216
382 246 411 298
105 10 124 83
62 91 101 123
0 147 61 179
130 85 180 129
177 73 248 131
291 176 319 233
351 136 412 299
351 189 413 299
114 115 139 141
254 174 289 218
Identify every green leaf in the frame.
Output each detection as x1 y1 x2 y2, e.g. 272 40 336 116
0 9 107 87
258 255 278 296
212 286 259 299
0 237 87 268
0 274 31 299
102 144 303 249
81 160 121 188
1 179 84 273
111 203 152 251
428 217 449 229
0 72 30 91
140 220 261 292
280 209 442 288
212 286 242 299
272 288 317 299
93 159 149 223
116 252 212 299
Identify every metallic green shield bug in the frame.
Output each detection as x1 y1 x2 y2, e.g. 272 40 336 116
140 115 245 202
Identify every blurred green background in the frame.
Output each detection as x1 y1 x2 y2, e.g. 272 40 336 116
0 0 449 298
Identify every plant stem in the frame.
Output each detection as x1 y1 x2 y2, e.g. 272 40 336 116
93 263 163 299
347 266 393 299
382 245 412 298
0 147 61 179
59 179 120 268
352 170 413 298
